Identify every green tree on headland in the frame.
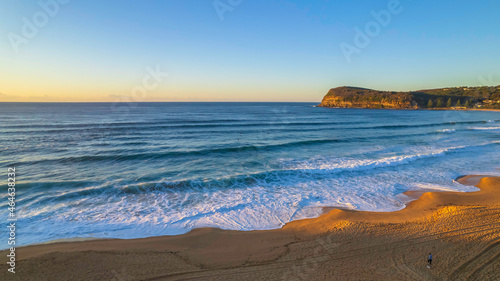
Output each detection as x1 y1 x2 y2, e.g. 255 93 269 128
456 100 461 107
464 100 470 108
447 98 452 107
436 98 443 108
427 99 434 108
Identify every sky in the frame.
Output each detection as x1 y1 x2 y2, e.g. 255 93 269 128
1 0 499 102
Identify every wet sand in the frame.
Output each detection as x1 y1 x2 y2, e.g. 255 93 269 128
2 175 499 281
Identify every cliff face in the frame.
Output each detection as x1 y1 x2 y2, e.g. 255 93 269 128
319 87 416 109
319 86 500 109
320 87 418 109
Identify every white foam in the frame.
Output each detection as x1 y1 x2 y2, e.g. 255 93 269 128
469 126 500 130
9 143 499 249
437 129 455 133
411 182 468 192
282 147 456 173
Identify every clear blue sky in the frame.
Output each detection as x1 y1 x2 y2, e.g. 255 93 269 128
1 0 499 102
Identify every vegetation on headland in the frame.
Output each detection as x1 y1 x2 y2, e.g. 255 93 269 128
319 86 500 109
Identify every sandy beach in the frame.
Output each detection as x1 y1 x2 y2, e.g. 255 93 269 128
1 175 498 281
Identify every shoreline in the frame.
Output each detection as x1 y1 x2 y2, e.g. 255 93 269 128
317 106 500 112
10 177 481 250
8 175 498 248
4 175 500 280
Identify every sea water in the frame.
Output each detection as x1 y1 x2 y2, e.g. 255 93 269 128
1 102 499 248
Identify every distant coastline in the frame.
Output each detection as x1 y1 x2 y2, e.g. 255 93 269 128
319 86 500 110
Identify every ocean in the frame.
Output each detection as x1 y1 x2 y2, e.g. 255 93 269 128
1 102 499 248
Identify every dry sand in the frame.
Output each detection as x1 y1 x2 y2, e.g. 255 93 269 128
2 175 499 281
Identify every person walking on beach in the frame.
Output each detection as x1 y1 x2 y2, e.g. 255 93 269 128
427 253 433 267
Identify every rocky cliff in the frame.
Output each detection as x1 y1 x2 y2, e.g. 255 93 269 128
319 87 416 109
319 86 500 109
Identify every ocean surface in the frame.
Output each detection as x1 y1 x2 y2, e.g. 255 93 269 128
1 102 500 248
